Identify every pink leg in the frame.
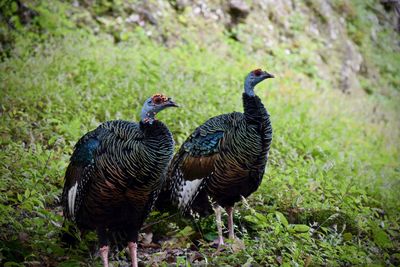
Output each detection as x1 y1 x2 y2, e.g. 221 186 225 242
128 241 138 267
214 205 225 247
99 245 109 267
226 206 235 239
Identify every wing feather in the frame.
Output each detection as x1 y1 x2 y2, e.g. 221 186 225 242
168 123 225 213
176 130 223 180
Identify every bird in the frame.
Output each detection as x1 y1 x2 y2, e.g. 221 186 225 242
61 94 178 267
162 69 273 248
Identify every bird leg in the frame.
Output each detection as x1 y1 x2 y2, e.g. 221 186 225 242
214 205 225 248
226 206 235 239
97 228 109 267
99 245 109 267
128 241 138 267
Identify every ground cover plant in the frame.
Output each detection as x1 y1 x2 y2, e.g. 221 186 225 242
1 0 399 266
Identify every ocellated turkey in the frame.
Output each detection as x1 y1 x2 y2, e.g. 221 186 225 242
163 69 273 247
61 94 178 267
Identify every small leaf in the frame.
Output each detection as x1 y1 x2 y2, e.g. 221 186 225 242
293 224 310 233
276 211 289 227
343 232 353 241
255 212 268 223
175 226 194 238
297 232 311 240
24 189 30 199
48 135 58 145
10 2 18 13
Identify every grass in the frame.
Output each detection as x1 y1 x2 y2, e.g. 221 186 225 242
1 0 399 266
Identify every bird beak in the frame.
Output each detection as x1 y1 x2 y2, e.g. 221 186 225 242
263 71 274 79
166 100 179 107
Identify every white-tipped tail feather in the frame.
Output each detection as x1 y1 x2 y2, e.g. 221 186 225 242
68 182 78 219
178 179 203 210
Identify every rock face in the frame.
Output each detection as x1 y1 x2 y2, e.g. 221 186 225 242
340 40 363 94
228 0 250 25
68 0 397 95
381 0 400 32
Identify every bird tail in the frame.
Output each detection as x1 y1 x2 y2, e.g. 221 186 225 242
154 186 179 214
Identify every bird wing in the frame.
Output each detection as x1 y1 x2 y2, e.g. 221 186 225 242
169 116 226 212
62 130 100 221
62 120 146 221
179 130 224 180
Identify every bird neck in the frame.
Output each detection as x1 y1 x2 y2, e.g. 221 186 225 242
140 119 169 137
242 93 268 125
244 79 255 97
140 109 157 125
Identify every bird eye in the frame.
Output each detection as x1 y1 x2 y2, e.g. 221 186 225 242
152 96 163 105
253 69 262 76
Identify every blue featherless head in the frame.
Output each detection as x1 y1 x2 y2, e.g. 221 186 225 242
244 69 274 96
141 93 179 123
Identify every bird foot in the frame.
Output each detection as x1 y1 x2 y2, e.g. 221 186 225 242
211 236 224 246
211 237 226 254
211 237 245 254
212 245 227 256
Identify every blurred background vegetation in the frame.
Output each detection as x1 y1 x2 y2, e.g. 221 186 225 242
0 0 399 266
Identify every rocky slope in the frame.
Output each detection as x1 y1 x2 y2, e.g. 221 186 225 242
2 0 400 98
